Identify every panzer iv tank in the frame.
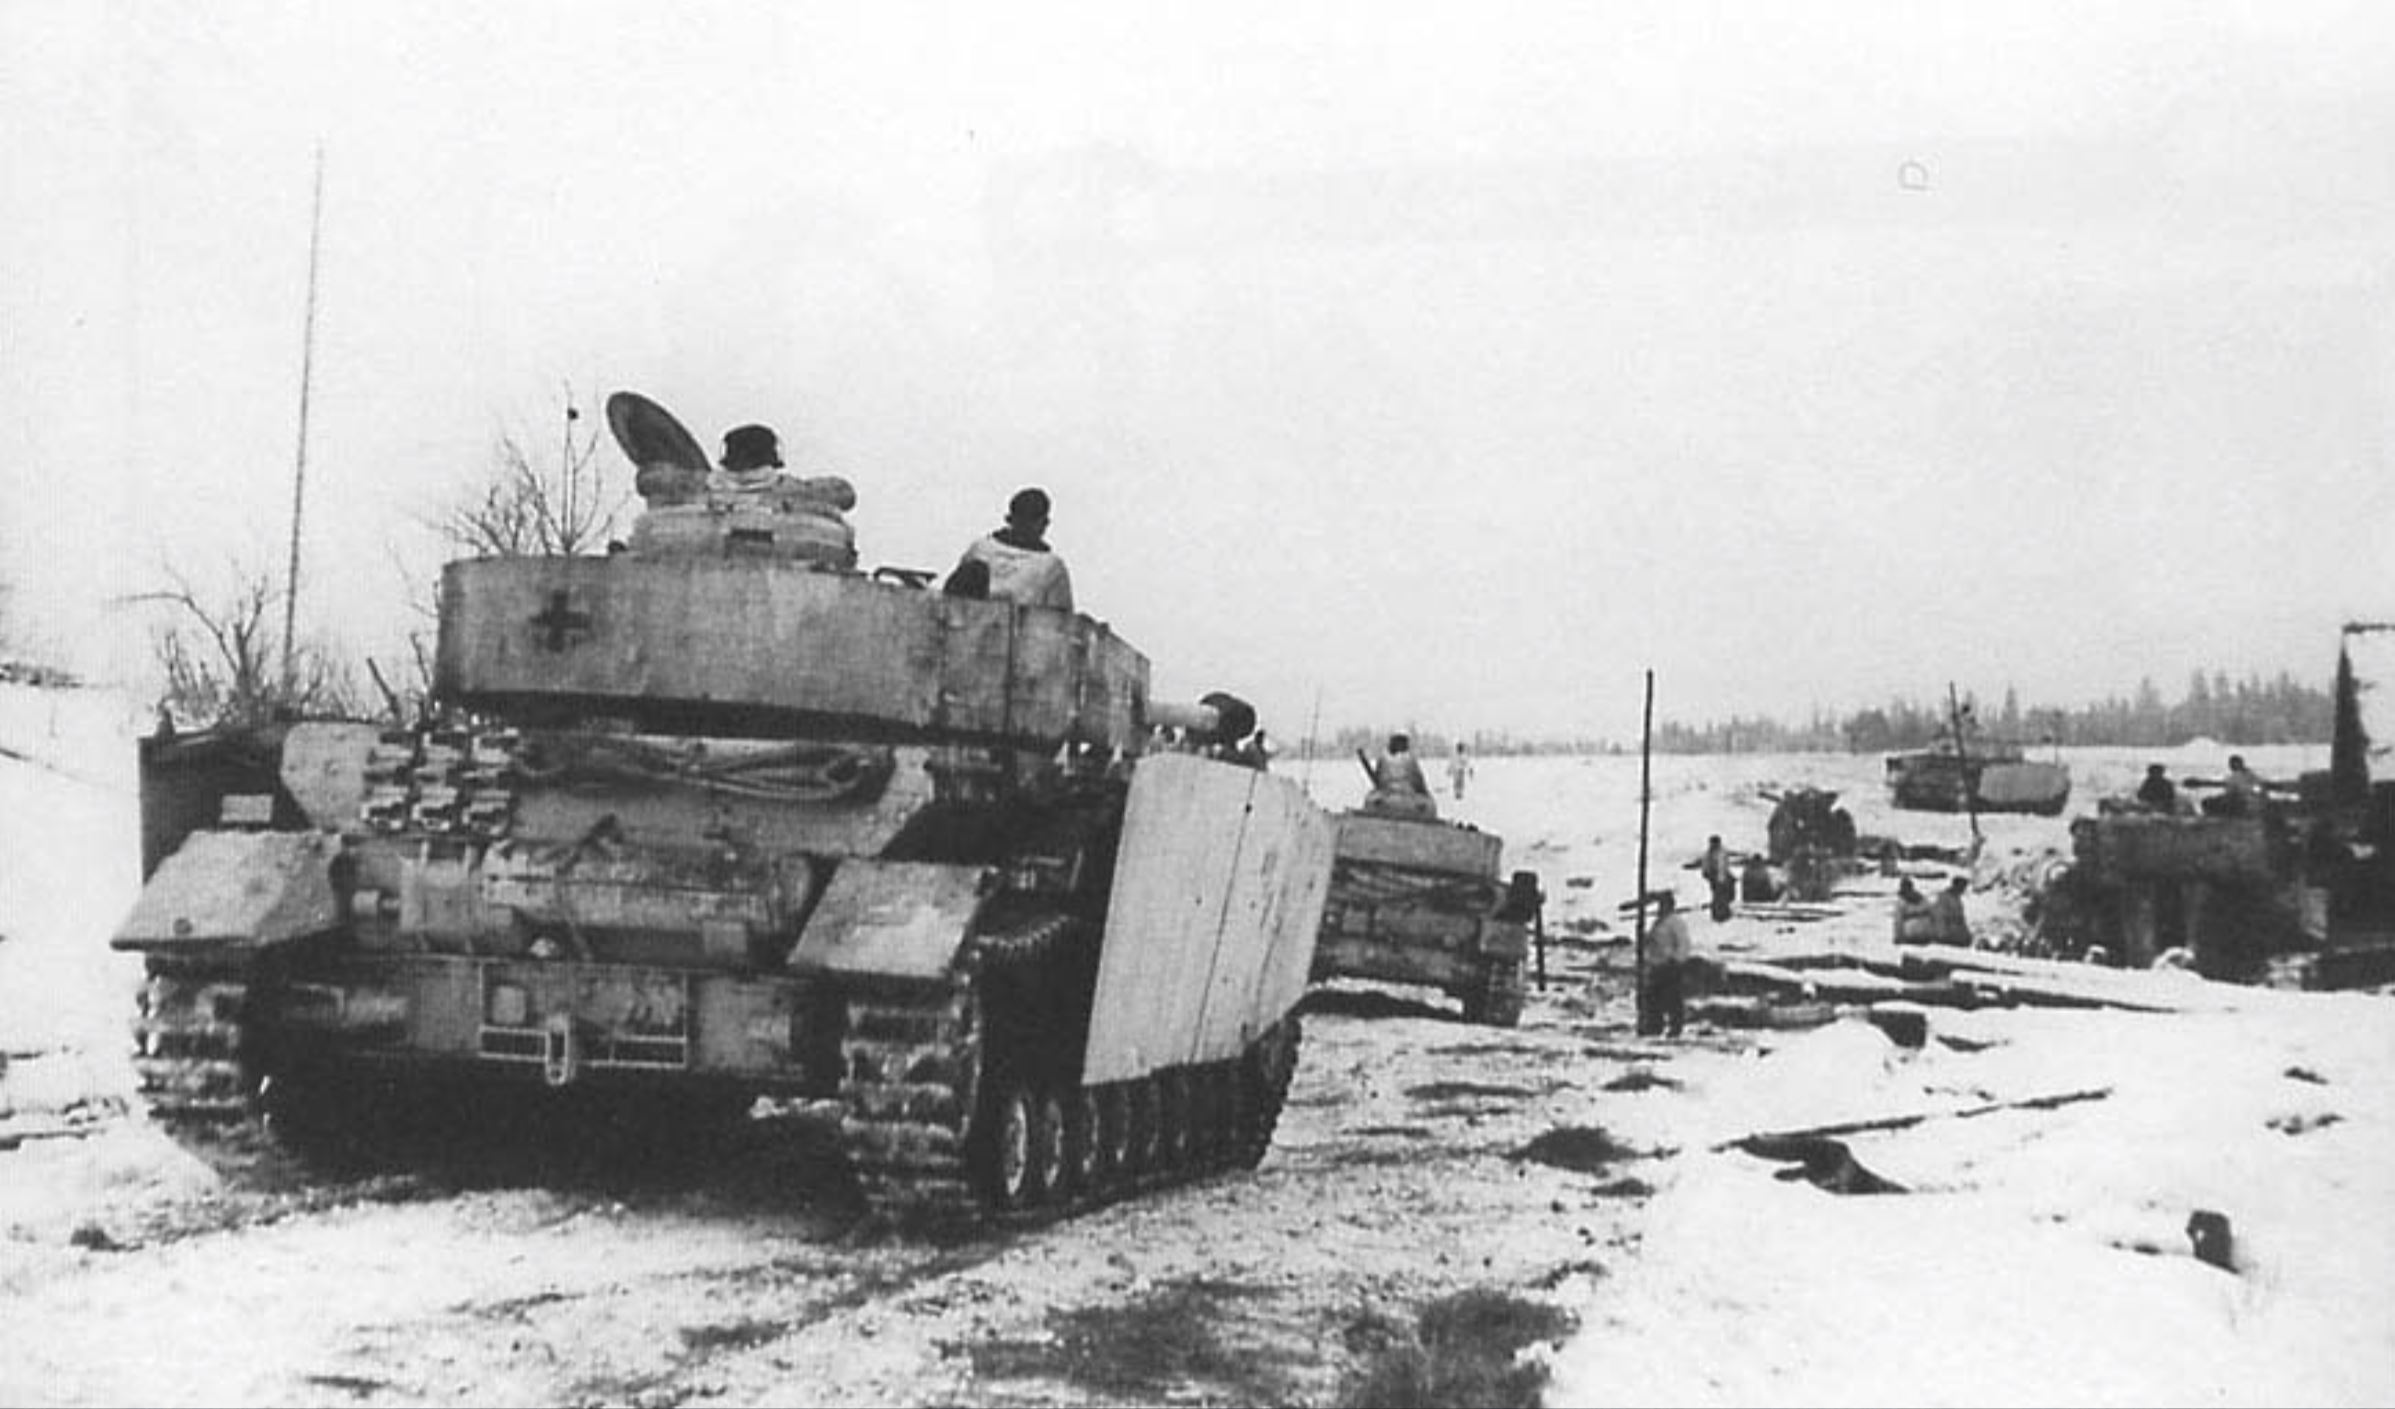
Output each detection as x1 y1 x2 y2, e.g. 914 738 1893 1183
1310 764 1542 1026
113 391 1337 1224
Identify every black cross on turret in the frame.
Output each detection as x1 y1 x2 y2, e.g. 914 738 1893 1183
531 590 592 651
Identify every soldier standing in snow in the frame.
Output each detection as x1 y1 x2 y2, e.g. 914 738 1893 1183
1700 835 1736 921
1447 742 1474 800
1640 891 1694 1038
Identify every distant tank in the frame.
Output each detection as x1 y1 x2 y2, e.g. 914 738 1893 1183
1310 768 1542 1026
2027 625 2395 987
114 391 1336 1224
2030 627 2395 992
1885 738 2070 816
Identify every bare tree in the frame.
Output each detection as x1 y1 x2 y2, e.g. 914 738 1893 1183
127 564 358 729
436 382 629 557
364 383 628 727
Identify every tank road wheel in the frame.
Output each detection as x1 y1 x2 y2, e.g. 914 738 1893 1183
1029 1086 1069 1203
1218 1062 1253 1168
1090 1085 1129 1194
1191 1065 1234 1168
979 1076 1039 1210
1124 1078 1162 1177
1062 1085 1103 1198
1156 1070 1195 1172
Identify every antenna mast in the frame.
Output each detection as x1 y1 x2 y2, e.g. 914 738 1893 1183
1634 669 1656 1033
281 142 325 694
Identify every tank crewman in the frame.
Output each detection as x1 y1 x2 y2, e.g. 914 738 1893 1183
2135 763 2178 811
946 487 1074 610
1360 733 1437 818
712 422 787 493
2222 755 2267 815
692 421 859 563
1379 734 1429 792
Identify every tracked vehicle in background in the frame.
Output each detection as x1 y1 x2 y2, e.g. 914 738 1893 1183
1311 781 1541 1026
2034 624 2395 987
115 391 1336 1224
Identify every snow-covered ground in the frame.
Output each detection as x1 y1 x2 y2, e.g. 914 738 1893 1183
3 682 2389 1407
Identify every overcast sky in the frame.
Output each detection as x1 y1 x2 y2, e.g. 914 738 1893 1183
6 1 2393 743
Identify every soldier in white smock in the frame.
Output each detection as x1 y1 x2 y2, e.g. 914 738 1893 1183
948 487 1074 610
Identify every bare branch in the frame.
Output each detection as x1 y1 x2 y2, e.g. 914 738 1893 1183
129 560 357 728
436 382 628 559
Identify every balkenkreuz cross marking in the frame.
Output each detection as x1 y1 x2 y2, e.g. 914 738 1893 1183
531 590 593 651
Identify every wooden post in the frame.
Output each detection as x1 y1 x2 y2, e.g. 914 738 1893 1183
1533 895 1548 991
1634 669 1655 1033
1948 681 1982 848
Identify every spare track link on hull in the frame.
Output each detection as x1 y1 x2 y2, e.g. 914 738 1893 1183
834 914 1306 1230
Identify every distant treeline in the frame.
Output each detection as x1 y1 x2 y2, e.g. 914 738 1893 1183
1302 670 2333 759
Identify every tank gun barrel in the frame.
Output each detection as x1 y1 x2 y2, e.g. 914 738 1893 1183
1147 699 1224 737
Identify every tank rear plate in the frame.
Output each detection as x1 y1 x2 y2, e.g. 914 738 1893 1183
788 860 984 980
1084 756 1335 1083
1332 811 1503 876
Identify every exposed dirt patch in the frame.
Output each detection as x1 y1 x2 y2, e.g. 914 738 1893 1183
1511 1126 1646 1174
1406 1081 1537 1103
1424 1041 1552 1060
1601 1069 1681 1093
1300 988 1461 1023
959 1276 1303 1405
1350 1123 1438 1140
1335 1286 1579 1409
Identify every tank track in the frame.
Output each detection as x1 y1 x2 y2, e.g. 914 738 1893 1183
1460 954 1528 1027
133 957 259 1123
834 913 1304 1230
127 954 302 1176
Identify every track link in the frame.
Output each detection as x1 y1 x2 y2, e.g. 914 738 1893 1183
128 955 314 1177
134 959 259 1123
